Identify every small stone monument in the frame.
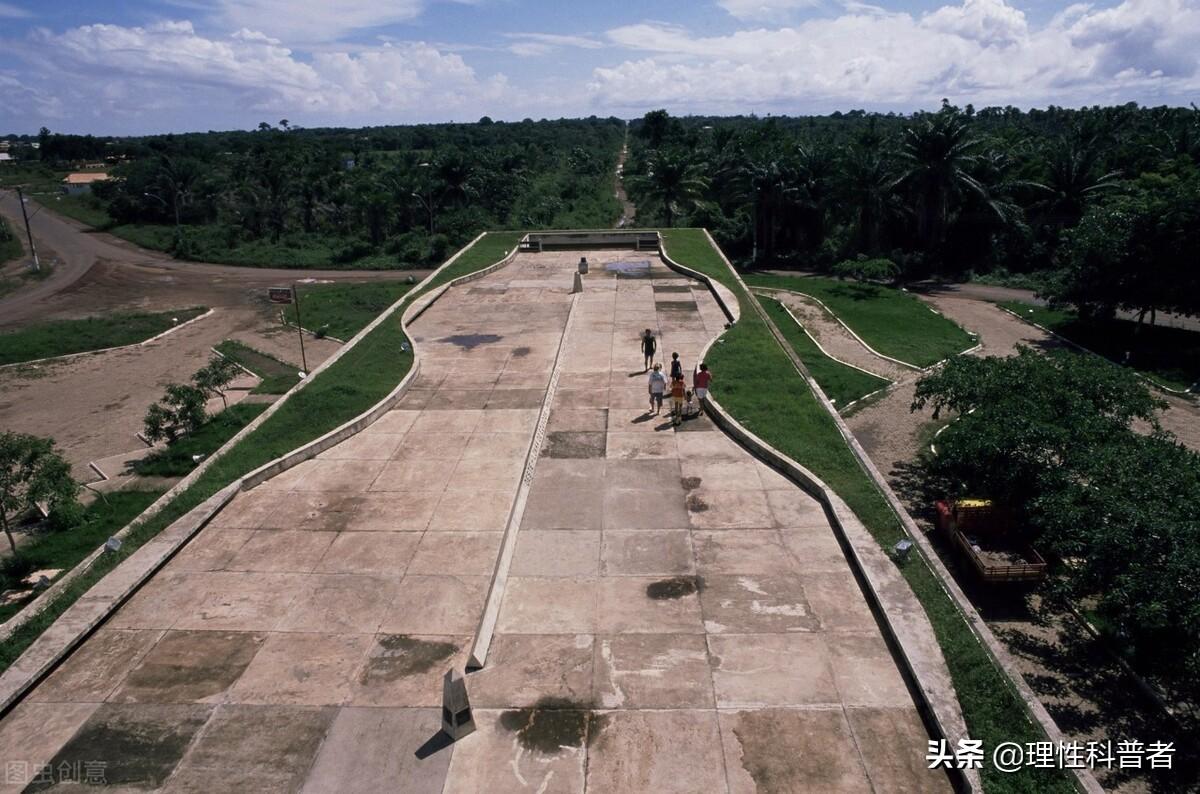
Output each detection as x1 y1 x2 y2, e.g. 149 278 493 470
571 271 583 294
578 256 589 274
441 668 476 741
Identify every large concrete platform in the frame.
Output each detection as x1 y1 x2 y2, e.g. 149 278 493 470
0 250 954 792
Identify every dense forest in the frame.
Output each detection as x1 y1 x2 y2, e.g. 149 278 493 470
15 117 625 268
624 102 1200 321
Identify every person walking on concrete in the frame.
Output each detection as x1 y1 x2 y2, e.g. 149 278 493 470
669 374 687 426
647 363 666 415
670 352 682 381
693 363 712 401
641 329 657 371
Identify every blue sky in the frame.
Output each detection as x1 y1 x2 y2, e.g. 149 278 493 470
0 0 1197 135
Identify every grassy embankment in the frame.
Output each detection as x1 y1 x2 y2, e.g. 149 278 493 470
0 231 521 671
214 340 300 395
0 490 162 623
0 218 21 265
759 295 891 408
744 272 975 367
132 403 269 478
0 308 207 365
294 281 415 340
1000 300 1199 392
664 229 1072 794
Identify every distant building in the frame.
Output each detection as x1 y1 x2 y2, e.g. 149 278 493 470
61 172 110 196
0 153 12 164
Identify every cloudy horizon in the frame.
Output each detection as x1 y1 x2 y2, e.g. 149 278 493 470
0 0 1197 136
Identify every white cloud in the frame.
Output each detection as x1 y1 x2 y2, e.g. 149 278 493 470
718 0 821 22
214 0 427 43
11 19 508 125
503 32 605 57
0 2 30 18
591 0 1200 111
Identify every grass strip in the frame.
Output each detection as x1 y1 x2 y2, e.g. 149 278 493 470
999 300 1199 392
214 340 300 395
0 231 521 673
131 403 269 477
744 272 975 367
759 295 891 408
665 229 1072 794
295 282 416 340
0 307 207 365
0 490 163 624
0 218 21 266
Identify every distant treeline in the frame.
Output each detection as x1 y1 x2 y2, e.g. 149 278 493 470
624 102 1200 322
22 117 625 268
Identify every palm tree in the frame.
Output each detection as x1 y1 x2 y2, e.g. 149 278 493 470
633 151 709 228
839 144 896 254
1037 136 1121 230
738 155 800 263
893 110 989 255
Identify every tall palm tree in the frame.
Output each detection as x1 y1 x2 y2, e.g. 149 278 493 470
1037 136 1121 229
893 110 989 254
738 156 799 263
633 151 709 228
839 144 896 254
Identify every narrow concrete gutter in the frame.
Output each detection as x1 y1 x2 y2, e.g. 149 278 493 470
0 233 522 717
679 231 1101 794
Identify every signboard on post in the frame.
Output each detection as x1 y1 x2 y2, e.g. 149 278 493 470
268 287 293 304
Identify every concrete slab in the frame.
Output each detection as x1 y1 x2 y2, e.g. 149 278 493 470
685 489 775 530
228 632 372 705
32 703 212 790
595 577 704 634
0 701 99 793
346 492 440 531
718 708 873 794
28 628 162 704
164 704 334 792
380 575 488 635
511 531 601 577
172 572 307 632
693 530 799 576
708 634 836 707
497 577 598 634
226 529 335 573
407 532 503 576
349 634 470 707
593 634 714 708
604 432 678 460
302 707 451 794
586 710 726 793
603 488 690 530
699 574 820 635
846 707 955 792
469 634 594 707
315 532 420 575
443 708 587 794
427 489 514 531
600 530 693 576
276 574 401 633
111 630 265 704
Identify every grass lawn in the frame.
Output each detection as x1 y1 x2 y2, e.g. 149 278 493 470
0 231 521 673
215 340 300 394
0 307 207 365
664 229 1072 794
33 194 111 228
760 295 891 408
294 281 415 340
0 490 163 624
132 403 269 477
999 300 1199 392
744 272 975 367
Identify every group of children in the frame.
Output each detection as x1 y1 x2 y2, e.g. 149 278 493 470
641 329 712 426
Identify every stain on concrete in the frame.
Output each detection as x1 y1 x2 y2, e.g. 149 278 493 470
655 300 700 313
652 285 692 294
112 631 264 704
512 346 531 358
27 703 211 790
681 476 702 491
441 334 502 350
686 493 709 512
498 697 594 755
646 575 703 600
541 431 606 459
359 635 457 683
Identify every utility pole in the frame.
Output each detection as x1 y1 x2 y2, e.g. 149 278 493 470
14 186 40 272
291 283 308 375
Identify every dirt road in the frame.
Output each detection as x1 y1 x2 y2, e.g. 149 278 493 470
0 197 428 481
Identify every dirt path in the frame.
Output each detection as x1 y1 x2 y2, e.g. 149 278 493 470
765 290 914 383
614 124 636 228
0 192 425 328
